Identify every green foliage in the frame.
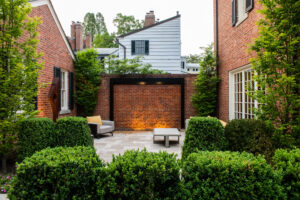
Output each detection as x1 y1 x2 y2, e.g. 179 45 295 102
74 48 102 117
8 146 104 199
104 55 165 74
0 0 42 172
0 174 15 194
55 117 93 147
83 12 107 39
17 118 55 162
93 32 118 48
186 54 201 63
100 149 183 200
250 0 300 147
182 117 227 160
225 119 275 162
273 149 300 200
113 13 144 35
191 44 219 116
182 151 285 200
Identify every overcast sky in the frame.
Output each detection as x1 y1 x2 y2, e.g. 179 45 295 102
51 0 213 56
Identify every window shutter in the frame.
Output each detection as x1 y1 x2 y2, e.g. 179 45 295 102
69 72 74 110
54 67 61 111
232 0 237 26
131 41 135 55
145 40 149 55
246 0 253 12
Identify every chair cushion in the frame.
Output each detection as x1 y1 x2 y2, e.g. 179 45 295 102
98 125 113 134
86 116 103 126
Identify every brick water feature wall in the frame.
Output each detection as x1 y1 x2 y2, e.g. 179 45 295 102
94 74 197 130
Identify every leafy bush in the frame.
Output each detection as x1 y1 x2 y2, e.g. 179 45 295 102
182 117 227 159
101 149 183 200
273 149 300 200
225 119 275 161
8 146 104 199
0 174 15 194
55 117 93 147
182 151 284 200
18 118 55 161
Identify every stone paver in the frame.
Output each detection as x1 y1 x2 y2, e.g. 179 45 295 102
94 131 185 163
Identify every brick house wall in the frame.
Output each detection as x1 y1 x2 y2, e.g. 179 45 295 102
29 2 76 120
214 0 262 121
94 74 197 130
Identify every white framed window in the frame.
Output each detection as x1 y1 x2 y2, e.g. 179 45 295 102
60 70 69 112
236 0 248 25
229 65 257 120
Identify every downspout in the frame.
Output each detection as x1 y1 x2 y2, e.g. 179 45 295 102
215 0 220 118
116 38 126 59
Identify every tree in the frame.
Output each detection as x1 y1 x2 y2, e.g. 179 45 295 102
250 0 300 148
113 13 144 35
83 12 107 40
103 55 165 74
186 54 201 63
192 44 219 117
0 0 42 172
93 32 117 48
74 49 103 117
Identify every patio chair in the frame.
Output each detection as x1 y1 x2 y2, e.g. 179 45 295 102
87 116 114 138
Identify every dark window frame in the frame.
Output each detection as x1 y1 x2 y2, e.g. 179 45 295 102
131 40 149 55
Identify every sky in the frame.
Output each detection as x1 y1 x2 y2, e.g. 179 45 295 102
51 0 214 56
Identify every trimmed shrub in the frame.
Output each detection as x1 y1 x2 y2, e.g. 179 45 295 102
55 116 93 147
225 119 275 161
182 117 227 159
101 149 183 200
273 149 300 200
18 118 55 161
182 151 284 200
8 146 105 200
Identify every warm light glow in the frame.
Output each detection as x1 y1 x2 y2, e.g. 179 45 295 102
156 81 163 85
139 82 146 85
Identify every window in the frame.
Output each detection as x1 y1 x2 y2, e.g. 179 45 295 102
181 61 185 69
232 0 253 26
229 65 257 120
131 40 149 55
60 70 69 111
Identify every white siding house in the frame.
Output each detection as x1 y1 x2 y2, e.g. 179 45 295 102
117 13 182 74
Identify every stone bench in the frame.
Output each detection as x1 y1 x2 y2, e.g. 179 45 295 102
153 128 181 147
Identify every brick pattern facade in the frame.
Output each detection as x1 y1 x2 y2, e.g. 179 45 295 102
94 74 197 130
214 0 262 121
29 5 76 120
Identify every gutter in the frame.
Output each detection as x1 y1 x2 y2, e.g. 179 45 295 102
115 38 126 59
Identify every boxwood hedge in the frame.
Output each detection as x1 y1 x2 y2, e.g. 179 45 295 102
18 118 55 161
8 146 104 200
101 149 183 200
273 149 300 200
182 117 227 159
225 119 275 161
55 116 93 147
182 151 284 200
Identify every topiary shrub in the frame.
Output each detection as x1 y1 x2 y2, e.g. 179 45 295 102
18 118 55 162
100 149 183 200
182 151 284 200
8 146 105 200
225 119 275 161
55 116 93 147
273 149 300 200
182 117 227 159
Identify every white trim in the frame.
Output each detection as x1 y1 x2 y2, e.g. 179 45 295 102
235 0 249 26
229 64 252 120
60 69 69 112
30 0 75 59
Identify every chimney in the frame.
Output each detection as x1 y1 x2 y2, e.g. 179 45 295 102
84 32 92 49
70 21 84 51
144 10 155 27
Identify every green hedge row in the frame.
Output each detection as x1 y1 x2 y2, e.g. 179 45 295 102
10 147 300 200
18 116 93 161
182 117 227 160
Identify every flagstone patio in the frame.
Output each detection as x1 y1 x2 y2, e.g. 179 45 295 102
94 131 185 163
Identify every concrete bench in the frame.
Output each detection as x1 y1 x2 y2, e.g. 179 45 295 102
153 128 181 147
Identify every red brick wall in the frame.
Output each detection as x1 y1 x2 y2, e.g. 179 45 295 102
214 0 262 121
94 74 197 130
114 85 181 130
29 5 76 120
